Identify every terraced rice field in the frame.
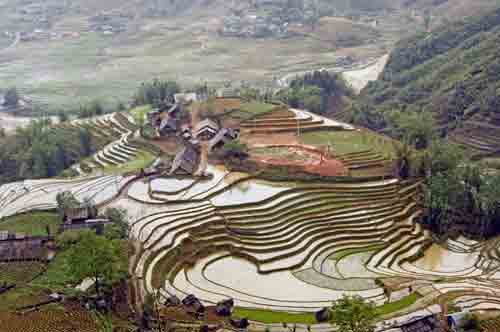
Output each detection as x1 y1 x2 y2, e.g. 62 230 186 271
240 109 354 135
66 112 154 175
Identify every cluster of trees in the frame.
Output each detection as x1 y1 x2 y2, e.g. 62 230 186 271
422 151 500 239
133 79 180 107
278 70 352 115
355 8 500 136
55 192 129 297
0 119 98 183
391 130 500 239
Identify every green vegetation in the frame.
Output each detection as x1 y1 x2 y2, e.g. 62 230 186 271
233 307 317 324
375 293 419 316
0 212 60 236
330 295 377 332
130 105 153 126
353 7 500 156
65 231 127 296
300 130 396 158
0 119 108 183
278 71 353 115
233 293 414 325
133 79 180 107
240 102 276 117
103 150 156 173
328 245 385 261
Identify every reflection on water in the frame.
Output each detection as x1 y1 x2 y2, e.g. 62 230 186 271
414 243 478 272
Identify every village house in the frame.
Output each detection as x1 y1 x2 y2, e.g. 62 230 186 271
388 315 445 332
194 119 219 140
208 128 240 152
158 117 178 136
169 145 200 175
60 206 110 234
148 104 180 137
0 231 55 262
180 124 192 140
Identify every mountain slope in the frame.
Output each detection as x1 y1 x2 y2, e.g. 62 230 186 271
360 7 500 157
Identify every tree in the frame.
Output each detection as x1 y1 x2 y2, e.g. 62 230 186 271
3 87 19 107
104 207 129 239
329 295 377 332
56 191 80 217
66 231 127 296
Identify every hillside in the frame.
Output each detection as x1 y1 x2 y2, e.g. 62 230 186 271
1 0 495 111
359 6 500 158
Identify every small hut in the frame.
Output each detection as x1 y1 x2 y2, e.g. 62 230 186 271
194 119 219 140
208 128 240 152
169 146 199 175
215 298 234 317
315 308 331 322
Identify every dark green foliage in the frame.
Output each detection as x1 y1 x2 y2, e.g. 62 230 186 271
329 295 377 332
103 208 129 239
0 120 103 183
78 100 105 119
355 7 500 141
65 231 127 296
133 79 180 107
278 70 352 115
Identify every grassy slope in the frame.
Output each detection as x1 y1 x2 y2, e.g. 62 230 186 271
299 130 396 158
360 7 500 155
233 293 418 324
0 212 61 236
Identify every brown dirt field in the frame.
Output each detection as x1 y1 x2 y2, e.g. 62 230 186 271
159 305 227 325
240 132 300 148
214 98 242 113
0 302 99 332
250 144 348 176
150 137 183 155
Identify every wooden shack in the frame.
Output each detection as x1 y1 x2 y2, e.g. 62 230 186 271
0 232 54 262
169 146 200 175
194 119 219 140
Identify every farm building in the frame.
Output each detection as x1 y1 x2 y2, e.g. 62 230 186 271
169 146 200 175
63 206 98 224
61 206 109 234
208 128 240 152
159 117 178 136
194 119 219 140
0 232 55 262
391 315 445 332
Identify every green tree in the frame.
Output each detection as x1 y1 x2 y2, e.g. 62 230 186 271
66 231 127 296
330 295 377 332
56 191 80 217
104 207 129 239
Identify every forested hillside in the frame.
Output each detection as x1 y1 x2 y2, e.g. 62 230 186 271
356 7 500 158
